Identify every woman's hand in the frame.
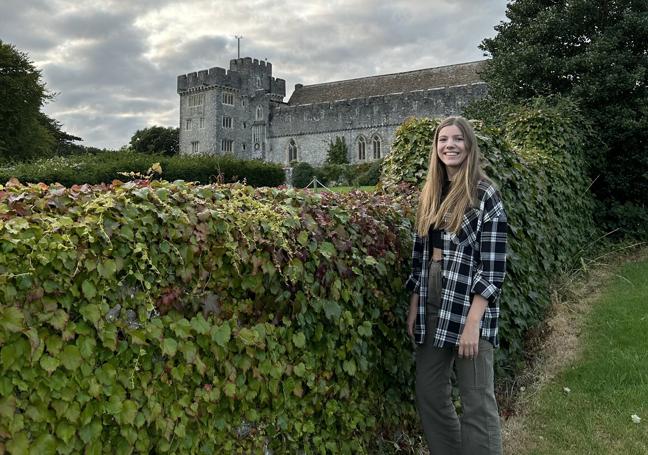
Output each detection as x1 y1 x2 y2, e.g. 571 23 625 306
458 321 480 358
407 293 419 340
458 294 488 358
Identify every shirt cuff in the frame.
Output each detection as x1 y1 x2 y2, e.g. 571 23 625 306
405 275 420 293
471 278 500 303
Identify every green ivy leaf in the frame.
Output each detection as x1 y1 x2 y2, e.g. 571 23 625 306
120 400 138 426
162 338 178 357
79 304 101 324
97 259 117 278
0 395 16 419
319 241 336 259
323 301 342 320
190 314 210 335
343 359 357 376
0 306 24 333
82 280 97 299
39 355 60 374
224 383 236 398
294 362 306 377
6 432 29 454
211 323 231 347
292 332 306 349
56 421 76 443
60 345 82 370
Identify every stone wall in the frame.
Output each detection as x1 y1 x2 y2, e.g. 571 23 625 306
266 82 487 165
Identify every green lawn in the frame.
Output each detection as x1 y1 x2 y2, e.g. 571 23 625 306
515 256 648 454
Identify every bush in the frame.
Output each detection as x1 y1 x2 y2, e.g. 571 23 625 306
355 159 382 186
380 102 596 374
0 152 285 187
0 180 416 452
291 161 315 188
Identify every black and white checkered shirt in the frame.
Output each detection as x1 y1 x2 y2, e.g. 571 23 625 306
405 180 507 348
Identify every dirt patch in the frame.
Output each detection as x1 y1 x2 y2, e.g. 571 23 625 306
501 244 648 454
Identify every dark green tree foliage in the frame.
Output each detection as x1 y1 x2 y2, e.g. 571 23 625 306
0 41 54 161
129 126 180 156
40 113 83 155
325 137 349 165
479 0 648 238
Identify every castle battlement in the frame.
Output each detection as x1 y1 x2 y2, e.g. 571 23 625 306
177 66 243 93
177 58 285 97
229 57 273 76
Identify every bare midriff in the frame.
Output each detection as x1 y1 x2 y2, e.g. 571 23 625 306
432 247 443 263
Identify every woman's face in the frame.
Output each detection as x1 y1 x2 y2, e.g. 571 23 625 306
436 124 468 179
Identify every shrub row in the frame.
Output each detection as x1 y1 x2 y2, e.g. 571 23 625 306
380 100 596 373
0 152 285 188
0 179 416 453
291 160 383 188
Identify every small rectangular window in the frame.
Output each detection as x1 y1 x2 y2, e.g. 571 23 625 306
191 141 199 153
199 117 205 129
222 116 232 128
221 139 233 152
185 119 192 130
222 91 234 106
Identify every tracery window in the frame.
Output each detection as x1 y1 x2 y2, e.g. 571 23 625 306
288 139 298 162
358 136 366 161
372 135 381 159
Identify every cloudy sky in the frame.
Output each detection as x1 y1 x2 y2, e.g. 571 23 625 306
1 0 509 150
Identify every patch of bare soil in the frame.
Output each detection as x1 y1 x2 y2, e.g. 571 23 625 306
501 244 648 455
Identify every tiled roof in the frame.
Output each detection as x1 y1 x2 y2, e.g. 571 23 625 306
288 60 486 106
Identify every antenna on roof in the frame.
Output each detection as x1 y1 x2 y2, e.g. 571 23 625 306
234 35 243 59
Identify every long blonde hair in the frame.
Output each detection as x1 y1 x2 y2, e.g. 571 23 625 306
416 116 487 236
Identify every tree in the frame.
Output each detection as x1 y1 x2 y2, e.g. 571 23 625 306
325 136 349 164
0 40 55 161
129 126 180 156
478 0 648 237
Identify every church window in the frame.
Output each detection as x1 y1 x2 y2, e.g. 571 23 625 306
199 117 205 129
256 106 263 120
288 139 298 161
222 91 234 105
222 116 233 129
372 135 381 159
253 125 265 144
191 141 199 153
185 119 192 130
358 137 366 161
221 139 234 152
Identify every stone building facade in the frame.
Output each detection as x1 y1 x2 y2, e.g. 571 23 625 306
177 57 487 165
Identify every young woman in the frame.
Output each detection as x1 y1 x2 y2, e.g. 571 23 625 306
405 116 507 455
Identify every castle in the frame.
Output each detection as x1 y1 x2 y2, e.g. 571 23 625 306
177 57 487 165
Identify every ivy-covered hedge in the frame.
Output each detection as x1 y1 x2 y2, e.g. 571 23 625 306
380 100 596 372
0 152 285 188
0 179 416 453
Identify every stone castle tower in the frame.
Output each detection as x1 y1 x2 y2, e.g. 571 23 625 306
177 58 487 165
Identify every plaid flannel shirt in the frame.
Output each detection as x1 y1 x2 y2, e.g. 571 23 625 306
405 180 507 348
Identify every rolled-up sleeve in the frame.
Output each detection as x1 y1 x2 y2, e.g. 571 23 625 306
471 193 507 303
405 232 425 293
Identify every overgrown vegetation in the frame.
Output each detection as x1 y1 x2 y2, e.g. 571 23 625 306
0 152 285 187
0 179 417 453
380 100 596 374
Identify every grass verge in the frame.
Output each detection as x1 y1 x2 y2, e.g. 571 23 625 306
504 249 648 454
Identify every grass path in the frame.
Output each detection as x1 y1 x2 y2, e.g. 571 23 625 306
503 248 648 454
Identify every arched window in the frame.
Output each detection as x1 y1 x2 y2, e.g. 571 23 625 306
288 139 298 162
372 135 381 159
357 136 366 161
256 106 263 120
